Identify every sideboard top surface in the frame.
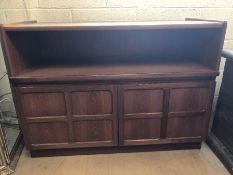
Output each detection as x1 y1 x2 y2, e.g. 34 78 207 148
2 21 224 31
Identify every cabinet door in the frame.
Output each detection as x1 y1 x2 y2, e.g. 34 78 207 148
119 81 214 146
14 87 70 149
15 85 117 149
167 82 212 139
70 85 118 147
119 84 164 145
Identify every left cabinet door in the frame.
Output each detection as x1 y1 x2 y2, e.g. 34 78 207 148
14 85 118 150
14 86 69 150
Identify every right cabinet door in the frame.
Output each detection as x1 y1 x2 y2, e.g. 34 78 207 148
167 82 212 140
119 81 214 146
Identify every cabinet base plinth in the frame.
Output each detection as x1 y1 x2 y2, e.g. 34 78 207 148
30 142 202 157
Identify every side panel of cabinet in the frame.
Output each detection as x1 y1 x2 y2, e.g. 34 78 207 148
14 85 118 149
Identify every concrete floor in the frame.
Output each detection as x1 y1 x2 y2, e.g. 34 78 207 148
13 143 229 175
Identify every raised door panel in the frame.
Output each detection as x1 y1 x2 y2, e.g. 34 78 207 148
120 84 164 145
167 86 210 139
166 116 204 138
169 88 209 112
74 120 113 142
124 89 163 114
21 92 66 117
71 90 112 115
28 122 69 144
124 118 161 140
71 86 117 147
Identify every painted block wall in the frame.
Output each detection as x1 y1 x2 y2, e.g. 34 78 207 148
0 0 233 129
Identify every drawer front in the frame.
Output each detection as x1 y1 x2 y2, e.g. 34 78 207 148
15 85 117 149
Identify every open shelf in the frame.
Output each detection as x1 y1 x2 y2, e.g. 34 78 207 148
2 20 226 83
11 63 218 83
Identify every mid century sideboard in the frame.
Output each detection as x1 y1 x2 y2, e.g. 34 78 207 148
0 19 227 155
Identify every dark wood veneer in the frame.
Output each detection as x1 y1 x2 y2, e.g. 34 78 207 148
28 122 69 144
21 92 66 117
0 20 226 155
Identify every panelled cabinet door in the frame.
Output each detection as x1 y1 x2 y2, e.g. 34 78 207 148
119 81 213 146
167 82 212 140
119 84 164 146
70 85 118 147
15 85 118 149
14 88 69 149
15 81 213 150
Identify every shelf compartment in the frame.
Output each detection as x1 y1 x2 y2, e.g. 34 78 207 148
3 24 225 77
10 63 218 83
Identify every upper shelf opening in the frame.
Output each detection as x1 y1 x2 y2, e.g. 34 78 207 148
1 20 226 79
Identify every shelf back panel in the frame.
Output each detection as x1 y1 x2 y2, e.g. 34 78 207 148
4 27 224 76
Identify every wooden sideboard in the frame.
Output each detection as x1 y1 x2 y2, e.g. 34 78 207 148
0 19 227 155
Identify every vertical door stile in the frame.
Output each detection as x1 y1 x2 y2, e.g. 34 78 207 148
64 91 75 143
112 85 118 146
160 88 170 139
118 85 124 146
